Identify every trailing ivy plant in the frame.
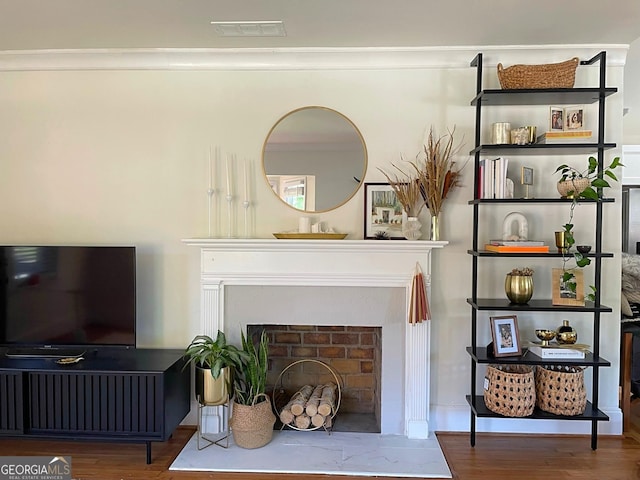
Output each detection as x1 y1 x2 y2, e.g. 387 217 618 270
555 156 622 301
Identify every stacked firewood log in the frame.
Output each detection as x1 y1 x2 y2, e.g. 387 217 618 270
279 382 337 429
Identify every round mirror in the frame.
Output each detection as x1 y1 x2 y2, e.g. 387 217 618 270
262 106 367 213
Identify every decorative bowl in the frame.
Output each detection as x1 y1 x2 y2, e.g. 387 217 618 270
556 330 578 344
576 245 592 254
535 329 556 346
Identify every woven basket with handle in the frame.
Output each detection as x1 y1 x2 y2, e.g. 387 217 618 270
497 57 579 89
229 393 276 449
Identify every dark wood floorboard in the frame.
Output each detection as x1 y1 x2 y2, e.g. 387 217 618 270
1 402 640 480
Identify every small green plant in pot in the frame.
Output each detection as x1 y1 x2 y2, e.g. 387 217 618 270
183 330 248 405
554 156 622 301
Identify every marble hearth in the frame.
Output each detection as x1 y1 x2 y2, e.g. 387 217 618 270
183 238 446 438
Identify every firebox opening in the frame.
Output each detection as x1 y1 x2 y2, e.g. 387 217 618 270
248 324 382 433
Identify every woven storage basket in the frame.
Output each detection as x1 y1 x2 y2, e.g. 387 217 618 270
497 57 579 89
535 364 586 416
229 393 276 449
484 364 535 417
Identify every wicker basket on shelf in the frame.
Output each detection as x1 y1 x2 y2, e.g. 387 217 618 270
484 364 535 417
497 57 579 89
535 364 586 416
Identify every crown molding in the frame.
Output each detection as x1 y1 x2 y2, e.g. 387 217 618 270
0 45 629 71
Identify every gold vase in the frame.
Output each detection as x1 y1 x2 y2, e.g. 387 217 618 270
505 274 534 304
431 214 440 241
554 231 570 254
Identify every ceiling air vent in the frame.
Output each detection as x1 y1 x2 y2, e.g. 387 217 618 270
210 20 286 37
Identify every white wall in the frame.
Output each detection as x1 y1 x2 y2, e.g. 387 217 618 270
0 46 626 433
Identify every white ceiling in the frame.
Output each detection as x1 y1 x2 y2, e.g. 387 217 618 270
0 0 639 51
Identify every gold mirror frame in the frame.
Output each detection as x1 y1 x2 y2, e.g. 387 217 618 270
262 106 368 213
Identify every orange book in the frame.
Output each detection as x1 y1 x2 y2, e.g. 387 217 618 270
485 244 549 253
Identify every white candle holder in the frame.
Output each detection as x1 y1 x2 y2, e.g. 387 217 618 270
226 194 233 238
242 200 250 238
207 187 215 238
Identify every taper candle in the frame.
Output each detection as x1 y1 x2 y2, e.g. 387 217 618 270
225 154 232 195
208 146 212 189
243 158 249 202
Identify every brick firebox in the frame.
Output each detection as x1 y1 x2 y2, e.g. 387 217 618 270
249 324 382 432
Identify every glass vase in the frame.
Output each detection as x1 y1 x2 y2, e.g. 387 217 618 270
402 217 422 240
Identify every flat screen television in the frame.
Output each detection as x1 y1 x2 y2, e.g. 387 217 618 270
0 246 136 357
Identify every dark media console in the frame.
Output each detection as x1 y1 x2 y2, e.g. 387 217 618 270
0 348 189 464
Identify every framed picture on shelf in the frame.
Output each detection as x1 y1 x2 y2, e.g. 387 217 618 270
489 315 522 357
363 182 405 239
521 166 534 185
564 105 585 130
549 106 564 131
552 268 585 306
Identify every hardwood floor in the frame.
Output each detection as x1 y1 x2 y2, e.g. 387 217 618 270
1 406 640 480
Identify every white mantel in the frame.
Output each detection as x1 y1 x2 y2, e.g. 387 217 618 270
183 238 447 438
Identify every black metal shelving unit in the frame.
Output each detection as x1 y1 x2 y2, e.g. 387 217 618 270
467 51 616 450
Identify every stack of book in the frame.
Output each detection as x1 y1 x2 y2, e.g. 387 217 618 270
478 157 509 199
527 343 587 359
536 130 593 144
484 240 549 253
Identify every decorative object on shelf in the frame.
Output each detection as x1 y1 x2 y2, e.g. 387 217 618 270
363 182 406 239
273 232 347 240
505 268 534 305
230 329 275 449
489 315 522 357
556 319 578 344
534 329 556 346
242 157 251 238
510 126 530 145
402 216 422 240
576 245 592 254
484 364 535 417
521 166 534 199
552 267 585 306
554 156 622 200
555 155 623 301
535 365 586 416
491 122 511 144
413 126 466 241
374 231 390 240
502 212 528 241
554 230 570 254
299 216 311 234
527 342 587 359
550 106 564 131
207 145 219 238
496 57 579 89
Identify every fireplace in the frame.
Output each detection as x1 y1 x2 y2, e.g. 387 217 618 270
183 238 446 438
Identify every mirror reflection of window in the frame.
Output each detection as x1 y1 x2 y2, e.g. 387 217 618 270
268 175 316 211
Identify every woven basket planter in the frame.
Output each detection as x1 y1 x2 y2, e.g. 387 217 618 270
497 57 579 89
484 364 535 417
557 178 590 198
229 393 276 449
535 365 586 416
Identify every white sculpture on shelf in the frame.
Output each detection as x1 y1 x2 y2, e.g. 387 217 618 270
502 212 528 241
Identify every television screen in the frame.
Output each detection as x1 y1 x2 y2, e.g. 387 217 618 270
0 246 136 352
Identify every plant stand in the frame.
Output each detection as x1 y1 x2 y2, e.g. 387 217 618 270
196 395 230 450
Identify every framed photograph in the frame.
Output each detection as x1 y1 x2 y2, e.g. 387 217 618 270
521 166 534 185
549 106 564 131
564 105 585 130
552 268 585 306
490 315 522 357
364 182 405 239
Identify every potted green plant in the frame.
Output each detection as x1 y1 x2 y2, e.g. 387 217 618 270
229 329 276 449
183 330 248 406
554 156 622 301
